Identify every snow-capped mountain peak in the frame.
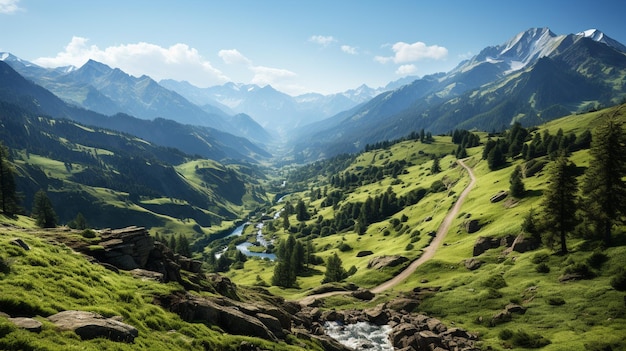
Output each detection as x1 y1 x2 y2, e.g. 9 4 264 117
576 28 626 53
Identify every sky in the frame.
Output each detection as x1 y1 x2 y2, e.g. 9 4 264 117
1 0 625 96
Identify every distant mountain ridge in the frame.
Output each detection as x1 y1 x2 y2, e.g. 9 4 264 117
288 27 626 161
0 55 273 145
0 60 270 162
159 79 392 135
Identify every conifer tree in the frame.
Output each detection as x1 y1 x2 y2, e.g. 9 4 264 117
509 165 525 198
322 252 347 283
540 154 578 253
176 234 191 257
296 199 310 221
431 156 441 174
32 189 57 228
580 117 626 246
0 143 19 215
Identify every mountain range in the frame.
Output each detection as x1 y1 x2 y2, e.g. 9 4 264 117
2 27 626 164
288 27 626 160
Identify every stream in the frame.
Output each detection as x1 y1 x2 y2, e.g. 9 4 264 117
324 321 393 351
220 222 277 260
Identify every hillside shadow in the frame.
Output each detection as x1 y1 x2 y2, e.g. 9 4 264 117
299 267 323 277
525 189 543 198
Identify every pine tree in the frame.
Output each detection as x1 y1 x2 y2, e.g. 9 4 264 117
296 199 309 221
0 144 19 215
431 156 441 174
281 207 290 231
32 189 57 228
580 117 626 246
322 252 347 283
176 234 191 257
540 154 578 253
509 165 525 198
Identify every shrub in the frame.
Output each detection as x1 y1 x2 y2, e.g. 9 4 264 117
81 229 97 238
338 242 352 252
564 263 595 278
499 328 513 340
587 251 608 269
510 329 551 348
547 297 566 306
610 268 626 291
0 257 9 274
482 274 507 289
405 243 414 251
536 263 550 273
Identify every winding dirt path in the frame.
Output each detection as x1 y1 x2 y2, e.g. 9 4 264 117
299 159 476 305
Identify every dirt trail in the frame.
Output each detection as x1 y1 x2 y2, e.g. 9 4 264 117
298 159 476 305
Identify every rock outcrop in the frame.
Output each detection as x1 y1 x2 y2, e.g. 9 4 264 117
89 226 202 283
367 255 409 270
473 233 538 257
47 310 138 342
490 191 508 203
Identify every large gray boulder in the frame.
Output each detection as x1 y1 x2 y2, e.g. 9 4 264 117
47 311 138 342
367 255 408 270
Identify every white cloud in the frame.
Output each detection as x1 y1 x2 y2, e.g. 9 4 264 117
376 40 448 64
218 49 251 65
341 45 358 55
396 64 417 75
0 0 21 14
33 36 229 87
309 35 336 46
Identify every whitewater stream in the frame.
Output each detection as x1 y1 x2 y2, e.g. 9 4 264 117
324 321 393 351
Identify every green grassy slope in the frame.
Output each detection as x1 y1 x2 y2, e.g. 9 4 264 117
222 104 626 350
0 215 320 351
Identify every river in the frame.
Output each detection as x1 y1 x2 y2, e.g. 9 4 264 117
220 222 277 260
324 321 393 351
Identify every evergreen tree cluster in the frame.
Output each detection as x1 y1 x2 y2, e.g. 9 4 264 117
271 234 315 287
329 160 410 190
537 116 626 252
0 143 20 215
482 122 592 170
363 128 434 153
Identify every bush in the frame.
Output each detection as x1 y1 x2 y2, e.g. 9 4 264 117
510 329 551 348
531 252 549 264
337 242 352 252
405 243 414 251
587 251 608 269
564 263 596 278
610 268 626 291
536 263 550 273
0 257 9 274
547 297 565 306
482 274 507 289
499 328 513 340
81 229 97 238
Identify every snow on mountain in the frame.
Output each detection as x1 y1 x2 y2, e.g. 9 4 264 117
577 28 626 53
452 27 626 77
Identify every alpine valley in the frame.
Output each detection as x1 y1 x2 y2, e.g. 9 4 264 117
0 27 626 351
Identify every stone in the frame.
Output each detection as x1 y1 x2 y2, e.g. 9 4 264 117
464 219 481 234
464 258 483 270
510 233 539 253
351 288 375 300
10 238 29 250
9 317 42 332
356 250 373 257
367 255 409 270
47 310 138 342
473 236 500 256
490 191 508 203
505 303 526 314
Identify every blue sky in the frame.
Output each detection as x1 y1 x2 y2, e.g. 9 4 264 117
1 0 625 95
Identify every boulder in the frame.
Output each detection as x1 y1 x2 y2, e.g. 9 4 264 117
510 233 539 253
473 236 500 256
505 303 526 314
464 219 481 234
356 250 373 257
167 293 278 341
9 317 42 332
367 255 409 270
386 298 420 312
490 191 508 203
10 238 29 251
464 258 483 270
47 310 138 342
351 288 375 300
